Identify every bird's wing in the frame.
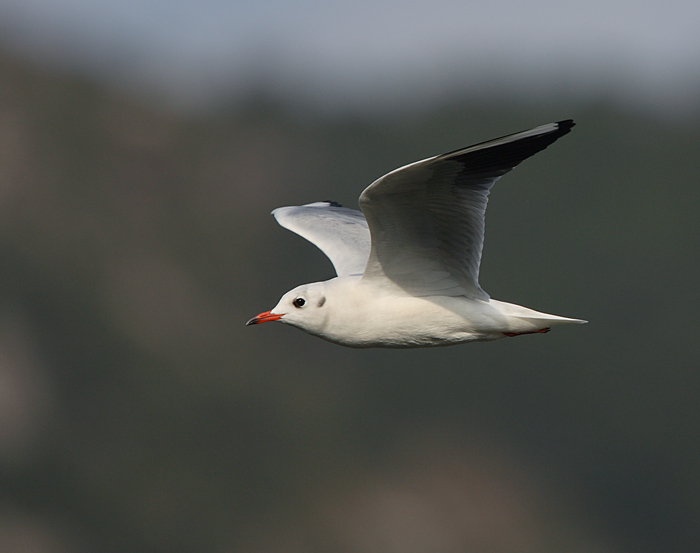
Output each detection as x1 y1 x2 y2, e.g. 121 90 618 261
358 120 575 300
272 201 371 277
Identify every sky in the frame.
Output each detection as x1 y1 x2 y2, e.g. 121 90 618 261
1 0 699 114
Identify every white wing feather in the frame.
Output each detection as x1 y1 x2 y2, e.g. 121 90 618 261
271 121 573 294
272 202 370 277
359 120 574 299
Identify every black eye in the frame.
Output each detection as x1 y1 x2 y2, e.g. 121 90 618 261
293 297 305 308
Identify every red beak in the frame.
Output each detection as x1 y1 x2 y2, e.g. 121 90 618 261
246 310 283 326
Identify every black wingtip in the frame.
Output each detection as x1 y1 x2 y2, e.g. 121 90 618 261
555 119 575 133
439 119 576 178
323 200 343 207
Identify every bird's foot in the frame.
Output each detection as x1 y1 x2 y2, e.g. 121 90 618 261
503 328 551 337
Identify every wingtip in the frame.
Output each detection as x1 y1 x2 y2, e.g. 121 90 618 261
301 201 344 208
271 206 285 217
271 201 344 217
555 119 575 133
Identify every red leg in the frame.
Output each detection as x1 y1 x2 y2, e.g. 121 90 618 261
504 328 551 337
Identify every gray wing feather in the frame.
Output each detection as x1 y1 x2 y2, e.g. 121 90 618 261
359 120 574 299
272 202 371 277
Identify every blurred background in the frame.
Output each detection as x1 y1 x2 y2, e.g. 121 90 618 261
0 1 699 552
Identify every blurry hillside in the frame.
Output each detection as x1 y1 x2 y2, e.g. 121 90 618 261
1 50 700 553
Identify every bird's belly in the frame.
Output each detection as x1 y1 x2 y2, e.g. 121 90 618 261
321 296 509 348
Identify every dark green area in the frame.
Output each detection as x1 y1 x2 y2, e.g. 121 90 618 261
1 52 699 552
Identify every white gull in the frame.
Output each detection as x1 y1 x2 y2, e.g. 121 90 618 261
247 120 586 348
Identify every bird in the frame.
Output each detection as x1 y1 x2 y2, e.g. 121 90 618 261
247 120 586 348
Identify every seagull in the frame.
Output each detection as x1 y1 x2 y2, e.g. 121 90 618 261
247 120 586 348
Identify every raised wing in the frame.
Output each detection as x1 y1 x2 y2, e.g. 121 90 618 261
272 202 371 277
358 120 575 299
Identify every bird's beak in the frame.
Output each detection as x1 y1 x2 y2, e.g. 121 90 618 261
246 310 283 326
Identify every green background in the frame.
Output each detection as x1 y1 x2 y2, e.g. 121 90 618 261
1 52 699 552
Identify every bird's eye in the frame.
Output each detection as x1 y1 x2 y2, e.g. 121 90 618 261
293 297 306 308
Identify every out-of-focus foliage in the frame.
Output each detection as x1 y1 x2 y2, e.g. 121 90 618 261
1 51 699 553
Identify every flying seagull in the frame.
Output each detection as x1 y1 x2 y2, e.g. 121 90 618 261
247 120 586 348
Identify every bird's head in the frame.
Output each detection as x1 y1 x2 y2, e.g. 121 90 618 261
246 281 329 333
